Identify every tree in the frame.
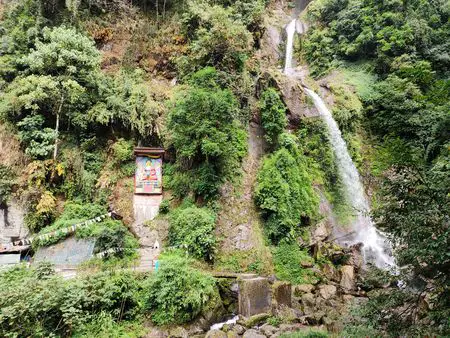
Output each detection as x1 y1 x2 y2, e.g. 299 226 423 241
167 67 247 200
1 26 101 159
87 70 160 138
177 0 253 75
17 114 56 159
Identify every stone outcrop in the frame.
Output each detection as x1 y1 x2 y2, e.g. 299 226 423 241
294 284 314 296
272 281 292 308
340 265 355 291
238 277 271 317
242 329 266 338
205 330 227 338
318 285 337 300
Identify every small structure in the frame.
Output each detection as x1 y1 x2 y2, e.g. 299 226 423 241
132 147 165 258
238 276 272 317
0 245 30 269
134 147 165 195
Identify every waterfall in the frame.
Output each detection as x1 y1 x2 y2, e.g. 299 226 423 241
283 18 395 268
284 19 297 74
304 88 395 268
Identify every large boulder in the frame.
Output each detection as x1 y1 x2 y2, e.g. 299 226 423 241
348 244 364 270
294 284 315 296
259 323 277 336
238 277 271 317
318 285 337 300
242 329 265 338
205 330 227 338
168 326 188 338
311 221 331 244
340 265 355 291
300 293 315 315
231 324 245 335
272 281 292 308
321 263 340 282
242 313 271 328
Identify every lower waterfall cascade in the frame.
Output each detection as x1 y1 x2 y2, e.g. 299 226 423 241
284 18 396 269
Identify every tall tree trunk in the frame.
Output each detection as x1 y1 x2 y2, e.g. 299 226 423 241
163 0 166 20
156 0 159 27
53 96 64 161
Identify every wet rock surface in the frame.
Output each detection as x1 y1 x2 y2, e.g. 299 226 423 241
238 277 271 317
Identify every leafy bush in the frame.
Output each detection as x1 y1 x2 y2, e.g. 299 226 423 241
111 138 134 165
95 226 133 259
255 134 319 243
0 165 14 205
169 206 216 262
272 242 318 285
0 264 144 337
297 119 338 189
88 70 160 138
158 199 170 214
17 114 56 159
260 88 287 146
167 67 247 200
144 253 218 325
32 202 138 250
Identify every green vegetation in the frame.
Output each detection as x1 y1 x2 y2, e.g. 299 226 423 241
0 0 447 335
0 165 14 206
260 88 287 146
169 206 217 262
255 133 319 243
304 0 449 335
272 241 318 285
167 67 247 200
0 263 144 338
279 330 328 338
31 202 138 253
0 253 223 335
143 253 218 325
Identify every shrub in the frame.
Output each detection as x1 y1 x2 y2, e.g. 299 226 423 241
111 138 134 165
272 241 318 285
260 88 287 146
0 264 143 337
32 202 138 250
17 114 56 159
279 330 328 338
0 165 14 205
158 199 170 214
144 253 218 325
169 206 216 262
255 134 319 243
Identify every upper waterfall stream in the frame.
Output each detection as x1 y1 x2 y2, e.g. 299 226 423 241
283 18 395 268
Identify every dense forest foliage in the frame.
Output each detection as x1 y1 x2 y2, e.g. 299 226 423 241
304 0 449 335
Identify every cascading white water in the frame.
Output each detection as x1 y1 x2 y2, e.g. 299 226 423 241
284 19 297 74
283 18 395 268
303 88 395 268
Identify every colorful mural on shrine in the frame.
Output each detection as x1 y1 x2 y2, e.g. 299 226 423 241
135 156 162 194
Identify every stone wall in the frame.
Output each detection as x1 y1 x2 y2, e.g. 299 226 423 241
0 200 27 245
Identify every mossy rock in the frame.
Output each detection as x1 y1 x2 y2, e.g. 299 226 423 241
242 313 271 328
